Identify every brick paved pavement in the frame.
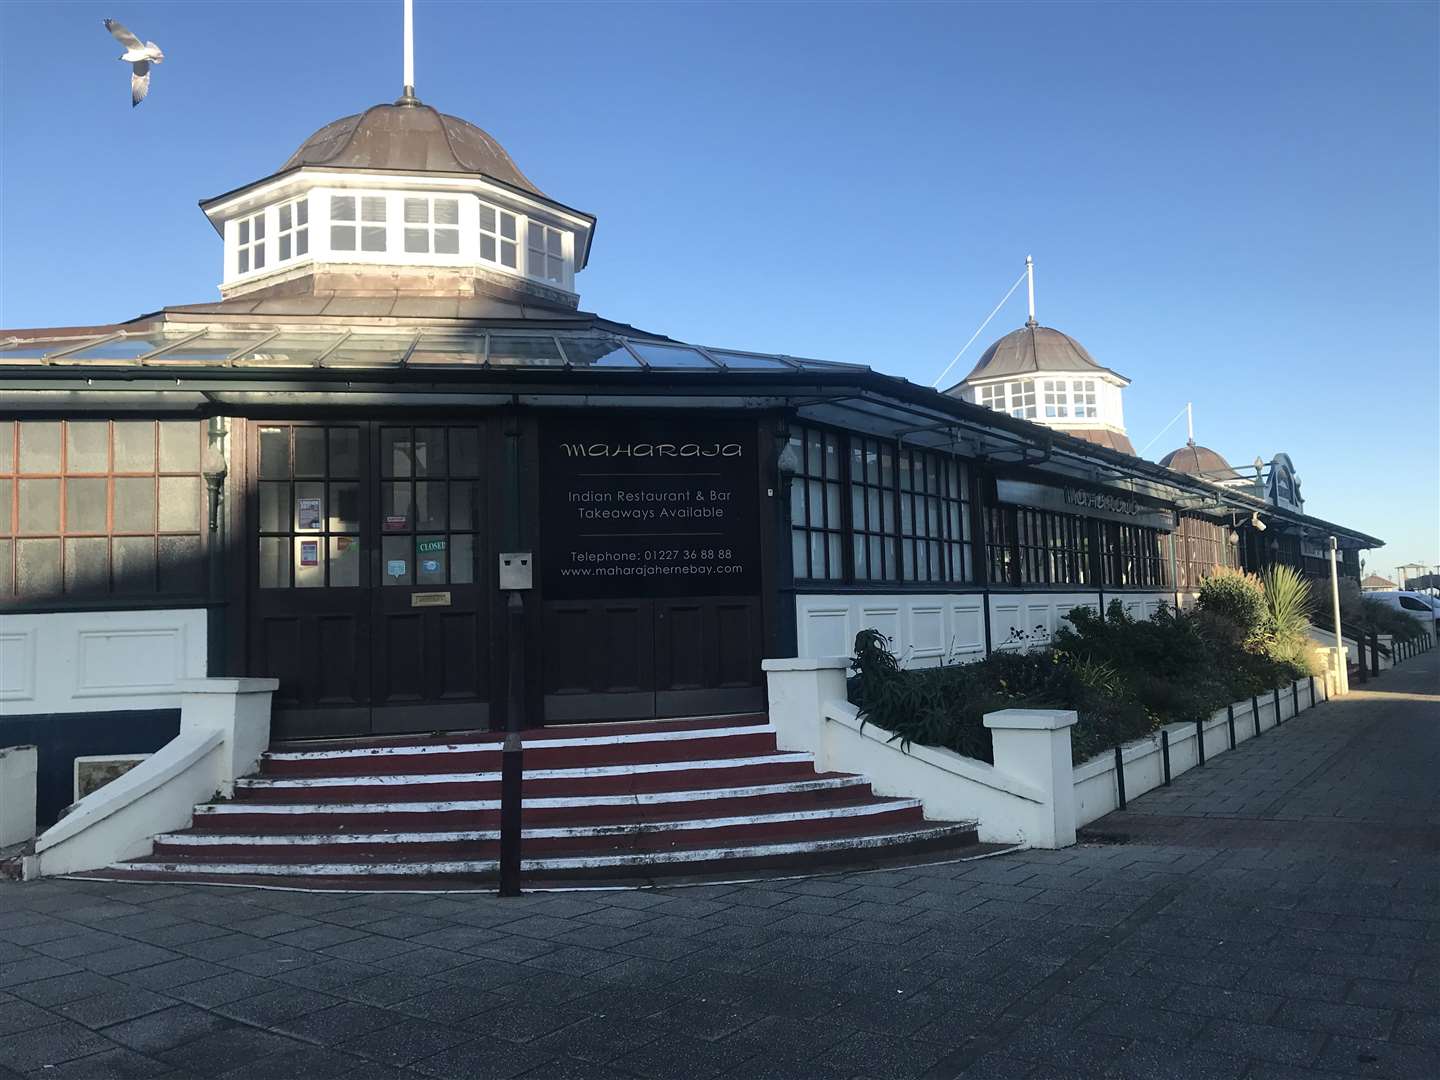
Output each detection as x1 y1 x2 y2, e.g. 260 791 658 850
1 651 1436 1079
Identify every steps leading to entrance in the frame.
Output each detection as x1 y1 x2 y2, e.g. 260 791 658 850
90 715 989 888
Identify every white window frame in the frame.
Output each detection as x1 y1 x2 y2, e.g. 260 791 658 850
478 201 519 270
979 384 1006 412
1043 379 1069 419
236 210 267 275
1071 379 1097 419
526 220 567 285
402 195 462 256
330 194 388 254
1009 379 1036 419
276 198 309 264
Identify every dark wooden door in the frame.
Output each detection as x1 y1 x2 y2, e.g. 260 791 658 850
248 421 490 740
249 423 373 739
370 424 490 733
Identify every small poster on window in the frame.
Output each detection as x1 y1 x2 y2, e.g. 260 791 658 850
297 497 322 530
299 540 320 567
384 515 408 531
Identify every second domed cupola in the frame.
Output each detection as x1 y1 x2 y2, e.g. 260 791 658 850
198 98 595 307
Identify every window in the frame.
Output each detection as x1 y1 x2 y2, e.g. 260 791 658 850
790 426 976 587
1176 515 1237 590
1042 379 1069 419
1071 379 1097 418
236 211 266 274
0 420 205 603
330 194 387 252
979 385 1005 413
789 428 845 581
403 197 461 255
898 448 970 583
1008 380 1036 419
527 221 565 283
1102 522 1169 589
478 203 518 269
277 199 309 262
377 426 483 588
986 505 1089 587
849 437 895 581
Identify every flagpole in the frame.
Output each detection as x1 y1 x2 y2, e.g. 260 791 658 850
402 0 416 102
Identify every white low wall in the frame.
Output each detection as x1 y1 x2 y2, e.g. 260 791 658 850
988 592 1100 652
0 609 207 716
1072 674 1331 827
24 678 276 879
763 650 1342 850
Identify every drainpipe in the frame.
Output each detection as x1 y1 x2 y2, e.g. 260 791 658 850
202 417 229 676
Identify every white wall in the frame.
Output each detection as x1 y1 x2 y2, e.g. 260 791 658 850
0 609 207 717
988 592 1100 652
795 590 1172 667
796 593 986 668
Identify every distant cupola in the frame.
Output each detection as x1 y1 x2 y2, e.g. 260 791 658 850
197 92 595 309
945 259 1134 454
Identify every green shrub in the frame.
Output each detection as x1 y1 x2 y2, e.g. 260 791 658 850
850 591 1315 767
1256 565 1318 670
1196 568 1267 643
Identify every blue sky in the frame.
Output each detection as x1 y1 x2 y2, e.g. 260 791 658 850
2 1 1436 572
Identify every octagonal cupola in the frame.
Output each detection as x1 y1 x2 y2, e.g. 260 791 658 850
198 95 595 309
946 260 1134 454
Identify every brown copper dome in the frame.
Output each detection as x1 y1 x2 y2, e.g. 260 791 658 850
281 102 545 197
962 323 1120 383
1159 441 1240 480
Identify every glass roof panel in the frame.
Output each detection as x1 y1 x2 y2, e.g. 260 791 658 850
0 336 90 358
625 341 720 369
704 349 794 370
146 334 276 365
51 334 176 362
234 335 344 368
323 335 419 368
488 335 564 367
559 339 639 368
407 333 486 366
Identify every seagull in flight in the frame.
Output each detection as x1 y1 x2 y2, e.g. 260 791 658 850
103 18 164 107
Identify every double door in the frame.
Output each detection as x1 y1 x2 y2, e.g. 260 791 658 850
247 422 492 739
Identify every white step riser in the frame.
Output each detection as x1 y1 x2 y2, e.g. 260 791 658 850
263 723 776 762
115 825 979 876
195 776 871 818
236 753 816 791
159 801 929 846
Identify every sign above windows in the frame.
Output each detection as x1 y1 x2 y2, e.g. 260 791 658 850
996 479 1174 532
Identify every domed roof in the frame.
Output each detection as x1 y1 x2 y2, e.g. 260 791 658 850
1159 441 1240 480
962 321 1118 383
281 101 545 197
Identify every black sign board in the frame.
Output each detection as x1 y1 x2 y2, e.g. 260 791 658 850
540 417 760 599
996 478 1176 532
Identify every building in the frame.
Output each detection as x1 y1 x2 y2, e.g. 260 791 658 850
1361 574 1397 592
0 85 1383 881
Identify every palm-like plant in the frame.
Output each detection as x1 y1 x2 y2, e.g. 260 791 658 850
1259 564 1314 661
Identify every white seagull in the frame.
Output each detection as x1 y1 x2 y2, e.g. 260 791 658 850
103 18 164 107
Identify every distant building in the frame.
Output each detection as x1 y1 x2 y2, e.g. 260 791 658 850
1361 574 1397 592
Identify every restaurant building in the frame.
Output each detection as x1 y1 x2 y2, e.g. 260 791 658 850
0 91 1380 881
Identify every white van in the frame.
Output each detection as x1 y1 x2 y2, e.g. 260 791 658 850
1365 591 1440 628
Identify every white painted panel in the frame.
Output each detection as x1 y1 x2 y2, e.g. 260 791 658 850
797 593 987 670
76 628 187 696
857 606 901 655
908 606 945 662
802 607 851 659
949 603 985 656
0 632 36 701
989 593 1103 653
0 609 207 718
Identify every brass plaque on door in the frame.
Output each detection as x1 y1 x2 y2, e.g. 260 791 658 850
410 591 452 608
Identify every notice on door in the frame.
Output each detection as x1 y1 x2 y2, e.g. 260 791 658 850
540 418 760 599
